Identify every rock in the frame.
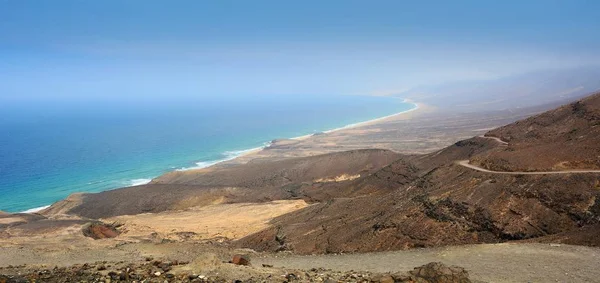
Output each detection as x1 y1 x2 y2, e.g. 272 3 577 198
376 274 395 283
107 271 119 280
81 222 120 239
158 262 172 272
231 254 250 266
408 262 471 283
285 273 298 280
154 271 161 277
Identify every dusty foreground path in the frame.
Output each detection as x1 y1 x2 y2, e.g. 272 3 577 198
457 160 600 175
255 243 600 283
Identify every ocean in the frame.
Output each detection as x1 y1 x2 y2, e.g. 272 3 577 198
0 95 415 212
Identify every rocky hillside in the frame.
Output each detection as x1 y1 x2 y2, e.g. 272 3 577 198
43 149 400 218
236 93 600 254
473 92 600 171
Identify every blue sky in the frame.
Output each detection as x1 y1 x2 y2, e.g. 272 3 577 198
1 0 599 105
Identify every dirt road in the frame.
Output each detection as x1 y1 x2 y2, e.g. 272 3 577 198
254 243 600 282
457 160 600 174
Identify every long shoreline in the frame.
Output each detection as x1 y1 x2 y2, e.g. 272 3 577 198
290 100 420 141
20 100 420 214
178 100 420 169
323 101 420 134
181 100 420 166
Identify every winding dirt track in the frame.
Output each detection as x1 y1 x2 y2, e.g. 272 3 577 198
481 135 509 146
456 160 600 175
457 136 600 174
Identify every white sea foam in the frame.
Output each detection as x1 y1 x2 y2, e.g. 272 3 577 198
21 205 51 214
129 178 152 186
177 143 271 171
176 102 418 171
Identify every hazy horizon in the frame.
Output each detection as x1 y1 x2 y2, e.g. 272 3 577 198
2 0 600 108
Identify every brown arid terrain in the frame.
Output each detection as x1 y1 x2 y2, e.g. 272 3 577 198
42 149 400 218
472 93 600 172
2 92 600 282
237 93 600 254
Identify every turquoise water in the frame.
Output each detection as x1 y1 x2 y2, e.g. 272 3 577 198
0 95 414 212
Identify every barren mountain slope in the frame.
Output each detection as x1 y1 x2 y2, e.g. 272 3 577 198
236 94 600 254
44 149 400 218
473 91 600 171
152 149 400 186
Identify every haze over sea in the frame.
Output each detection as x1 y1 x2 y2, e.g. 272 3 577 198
0 95 414 212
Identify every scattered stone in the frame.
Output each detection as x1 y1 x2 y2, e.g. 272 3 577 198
0 259 474 283
262 263 274 268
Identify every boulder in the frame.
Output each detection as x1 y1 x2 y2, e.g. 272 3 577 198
231 254 250 266
81 222 120 239
407 262 471 283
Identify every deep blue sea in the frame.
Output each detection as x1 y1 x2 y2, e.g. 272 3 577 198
0 95 414 212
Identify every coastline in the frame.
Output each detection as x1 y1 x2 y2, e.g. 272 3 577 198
21 100 420 214
289 101 420 141
177 100 420 170
178 100 420 169
323 101 420 134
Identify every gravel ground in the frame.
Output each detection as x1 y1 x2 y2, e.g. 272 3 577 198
254 243 600 283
